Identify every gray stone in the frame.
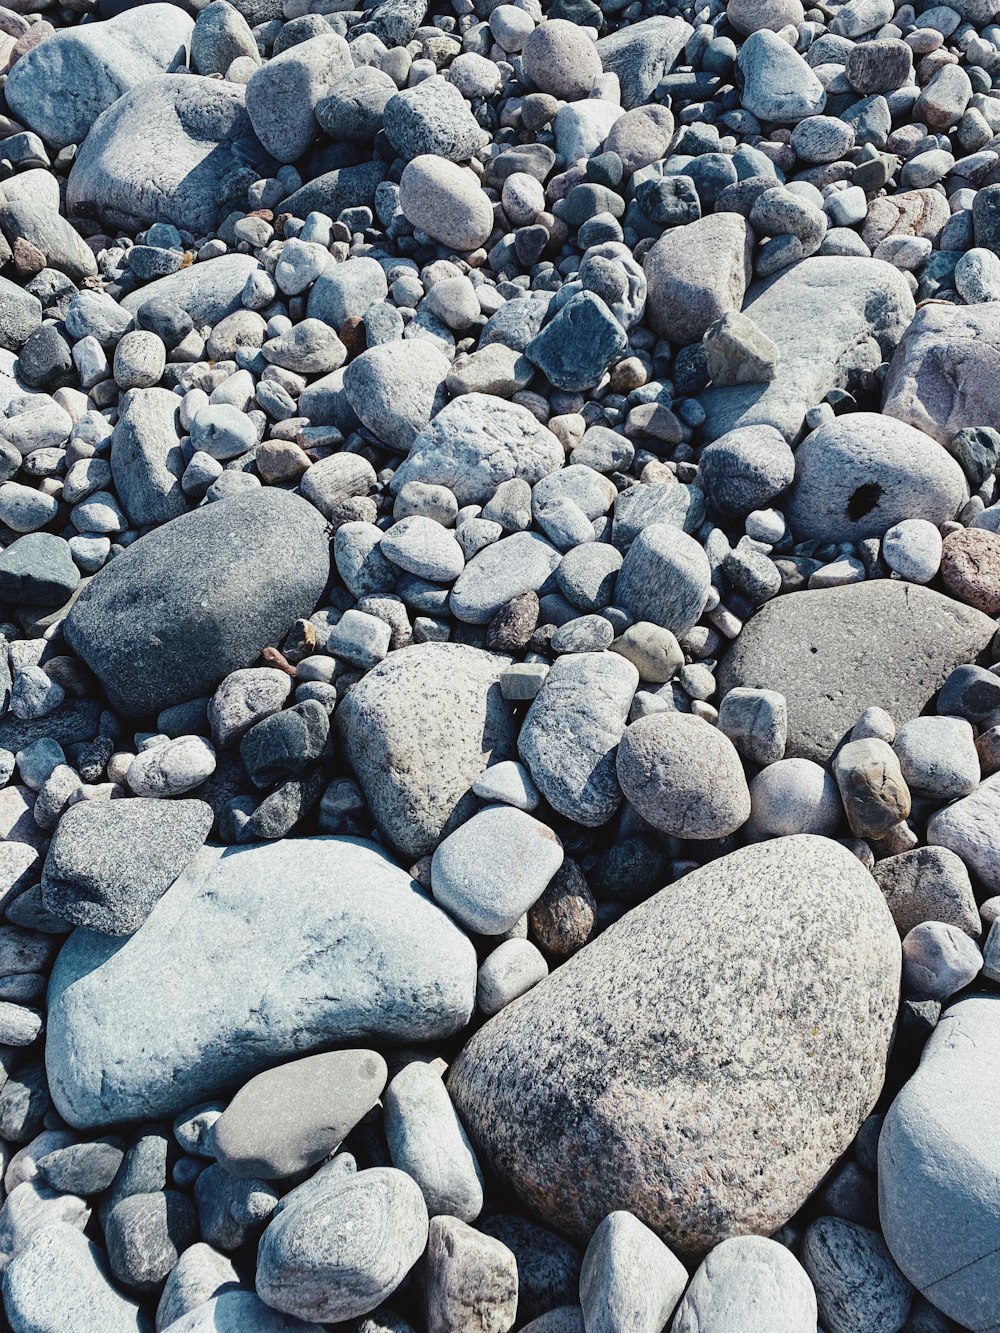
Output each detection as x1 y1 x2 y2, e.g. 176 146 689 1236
872 847 980 940
343 341 450 451
519 652 638 827
449 836 899 1255
615 524 711 637
893 716 979 800
671 1235 818 1333
64 488 330 720
833 738 911 841
422 1216 518 1333
381 516 464 583
697 425 794 520
46 837 476 1128
256 1167 429 1322
611 483 705 549
384 76 485 162
901 921 982 1000
477 939 548 1015
209 668 291 749
191 0 260 76
392 394 564 507
927 774 1000 894
155 1242 240 1331
801 1218 912 1333
316 66 396 143
450 533 561 625
398 156 495 252
194 1164 277 1251
717 686 786 766
36 1140 125 1195
479 1216 581 1326
0 277 41 352
163 1291 322 1331
525 292 627 393
595 17 692 109
110 387 187 528
719 582 996 764
2 1223 145 1333
0 1181 89 1270
5 5 193 150
245 33 351 162
701 258 915 443
738 29 826 122
307 256 388 328
106 1191 196 1292
41 797 213 936
522 20 602 101
879 994 1000 1332
212 1050 387 1180
579 1211 686 1333
122 255 261 327
644 214 752 345
703 310 780 386
384 1060 484 1222
0 202 97 283
0 533 79 608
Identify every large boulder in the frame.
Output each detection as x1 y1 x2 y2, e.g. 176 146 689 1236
64 488 330 720
879 994 1000 1332
719 582 996 764
449 835 899 1256
700 258 915 442
46 837 477 1128
595 17 692 108
67 75 271 235
337 643 518 859
5 5 193 149
121 254 261 326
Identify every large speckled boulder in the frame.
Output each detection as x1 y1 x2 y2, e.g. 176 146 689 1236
449 835 900 1257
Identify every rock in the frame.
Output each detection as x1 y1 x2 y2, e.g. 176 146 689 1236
617 713 750 839
64 488 330 720
738 29 826 122
671 1235 818 1333
701 258 915 442
384 1061 484 1222
343 341 450 451
391 394 564 507
519 652 638 827
155 1242 240 1330
450 533 561 625
703 310 780 386
881 519 942 585
338 643 516 858
878 994 1000 1332
5 5 193 150
0 533 79 608
2 1223 146 1333
579 1211 686 1333
431 804 563 934
121 255 262 326
66 76 268 235
644 214 753 345
785 414 967 543
399 156 494 252
315 66 396 143
941 527 1000 614
384 76 485 162
901 921 982 1000
872 847 981 939
0 277 42 351
307 255 388 327
245 33 351 162
614 524 711 637
801 1218 913 1333
0 202 97 283
528 860 595 957
522 20 601 100
212 1050 387 1180
106 1190 197 1291
256 1166 429 1322
927 774 1000 894
46 837 476 1127
719 582 996 764
595 17 692 109
525 292 628 393
422 1216 518 1333
41 797 213 936
110 386 187 528
717 686 787 767
477 939 548 1015
893 716 980 801
163 1290 321 1331
209 668 291 749
449 835 900 1255
833 738 910 841
191 0 260 76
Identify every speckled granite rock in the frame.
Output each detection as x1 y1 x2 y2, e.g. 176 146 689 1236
449 835 899 1257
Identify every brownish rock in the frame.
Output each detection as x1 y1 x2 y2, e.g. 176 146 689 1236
528 859 596 957
941 526 1000 615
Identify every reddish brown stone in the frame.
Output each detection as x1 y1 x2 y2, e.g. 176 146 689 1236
941 527 1000 615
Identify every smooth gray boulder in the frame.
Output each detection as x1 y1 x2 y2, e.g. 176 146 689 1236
595 17 692 108
0 202 97 283
580 1211 687 1333
449 836 900 1256
245 33 351 163
337 642 517 859
67 76 271 235
162 1290 322 1331
110 387 187 528
5 5 193 150
64 488 330 720
671 1235 818 1333
343 341 450 451
2 1223 146 1333
46 837 477 1128
700 258 915 442
122 255 262 326
879 994 1000 1332
719 582 996 764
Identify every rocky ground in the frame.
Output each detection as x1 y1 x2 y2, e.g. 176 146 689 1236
0 0 994 1327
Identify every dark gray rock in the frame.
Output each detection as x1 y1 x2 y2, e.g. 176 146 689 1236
64 488 330 720
106 1190 197 1292
240 699 330 788
872 846 980 939
801 1218 912 1333
110 387 187 528
525 292 628 392
0 276 42 351
479 1216 581 1326
0 202 97 283
41 797 214 936
595 17 693 108
0 533 79 608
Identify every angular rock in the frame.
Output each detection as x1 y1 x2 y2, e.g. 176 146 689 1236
579 1211 687 1333
449 836 900 1255
46 837 476 1127
872 847 980 939
614 524 712 637
0 533 79 608
644 214 752 345
595 17 692 109
110 386 187 529
719 582 996 764
422 1216 518 1333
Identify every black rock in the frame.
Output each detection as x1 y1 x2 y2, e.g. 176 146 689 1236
16 323 74 389
239 699 331 788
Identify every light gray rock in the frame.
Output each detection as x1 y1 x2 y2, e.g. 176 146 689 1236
0 277 41 352
209 668 291 749
738 29 826 122
614 524 711 637
0 1182 90 1273
307 256 388 328
3 1223 146 1333
879 994 1000 1332
246 34 351 162
155 1243 240 1331
191 0 261 77
343 341 450 451
163 1291 322 1331
422 1216 518 1333
449 836 900 1254
785 413 967 543
671 1235 818 1333
122 255 262 326
45 838 476 1128
6 5 193 150
477 939 548 1015
522 20 602 101
381 516 464 583
398 156 496 252
928 773 1000 894
0 201 97 283
833 737 911 841
717 686 787 766
645 214 753 345
893 716 979 800
719 582 996 764
901 921 982 999
392 394 564 507
519 652 638 827
700 258 915 443
384 1061 484 1222
384 76 485 162
595 16 692 108
256 1166 429 1322
299 453 376 522
449 533 561 625
580 1211 687 1333
110 387 187 528
801 1218 912 1333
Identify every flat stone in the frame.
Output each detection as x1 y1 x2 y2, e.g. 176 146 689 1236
46 838 476 1128
121 255 262 326
2 1222 146 1333
0 533 79 608
449 835 899 1256
525 292 628 393
719 582 996 764
671 1235 818 1333
450 533 561 625
337 643 517 858
64 488 330 720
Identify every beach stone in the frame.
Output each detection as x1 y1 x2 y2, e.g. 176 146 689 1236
802 1219 912 1333
450 835 899 1255
0 202 96 284
344 341 450 451
525 292 628 393
191 0 260 76
41 797 213 936
927 773 1000 893
384 1061 484 1222
256 1166 429 1322
162 1290 319 1331
645 214 752 345
423 1216 518 1333
719 582 996 763
697 424 794 520
64 488 330 720
901 921 982 1000
873 847 980 939
45 838 476 1128
519 652 638 827
878 994 1000 1331
66 76 265 235
595 16 692 109
315 66 396 143
0 533 79 608
338 643 517 858
522 20 601 100
0 277 41 351
212 1050 387 1180
122 255 261 327
477 940 548 1016
155 1242 240 1330
392 394 564 508
106 1191 196 1292
893 716 980 801
2 1222 146 1333
701 258 914 442
833 738 911 841
941 527 1000 614
738 29 826 123
617 713 750 839
450 533 561 625
785 414 967 543
579 1211 686 1333
718 687 787 767
882 519 942 585
110 386 186 528
399 157 494 252
245 33 351 162
671 1235 818 1333
384 76 485 162
614 524 711 637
